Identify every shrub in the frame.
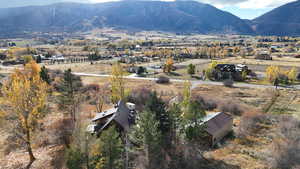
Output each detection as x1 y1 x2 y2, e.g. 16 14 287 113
156 76 170 84
220 101 243 116
48 118 74 147
65 147 85 169
81 83 100 93
137 66 146 76
278 73 289 85
271 116 300 169
237 113 272 137
127 87 152 111
297 73 300 80
192 95 218 111
187 64 196 76
248 71 257 79
223 79 234 87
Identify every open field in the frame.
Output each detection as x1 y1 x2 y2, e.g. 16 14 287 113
44 62 114 74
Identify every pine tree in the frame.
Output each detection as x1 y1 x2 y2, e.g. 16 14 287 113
36 55 42 63
168 103 183 145
184 100 207 142
145 92 170 135
187 64 196 77
66 147 85 169
92 126 124 169
129 110 162 169
181 80 191 115
40 66 51 84
58 68 82 122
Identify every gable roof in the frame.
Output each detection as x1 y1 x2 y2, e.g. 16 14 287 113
203 112 233 136
92 107 117 122
91 100 134 133
114 100 131 132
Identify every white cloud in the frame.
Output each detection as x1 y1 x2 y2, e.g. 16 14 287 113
197 0 296 9
72 0 298 8
88 0 119 2
238 0 296 9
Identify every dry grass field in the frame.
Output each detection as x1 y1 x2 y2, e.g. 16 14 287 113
45 62 114 74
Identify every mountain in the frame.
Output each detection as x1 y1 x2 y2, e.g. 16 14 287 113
0 1 254 36
0 0 83 8
252 0 300 36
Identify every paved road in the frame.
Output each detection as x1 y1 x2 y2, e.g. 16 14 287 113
73 72 300 90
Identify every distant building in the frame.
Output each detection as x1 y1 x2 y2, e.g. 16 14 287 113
215 64 236 73
255 53 272 60
235 64 249 73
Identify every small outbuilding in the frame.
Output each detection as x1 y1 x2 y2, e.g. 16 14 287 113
202 112 233 146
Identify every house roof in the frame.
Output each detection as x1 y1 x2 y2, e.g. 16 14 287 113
91 100 134 133
203 112 233 136
92 108 117 122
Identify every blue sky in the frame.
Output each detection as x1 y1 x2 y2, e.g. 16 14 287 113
222 7 272 19
198 0 297 19
0 0 297 19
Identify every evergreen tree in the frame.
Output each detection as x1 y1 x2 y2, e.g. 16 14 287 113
40 66 51 84
58 69 82 122
181 81 191 114
145 92 170 135
184 100 207 142
187 64 196 77
92 126 124 169
66 147 85 169
130 110 163 169
36 55 42 63
168 103 183 145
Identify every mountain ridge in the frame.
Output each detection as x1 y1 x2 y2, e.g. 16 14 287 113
252 0 300 36
0 1 254 36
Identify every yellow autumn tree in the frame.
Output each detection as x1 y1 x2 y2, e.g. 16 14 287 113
181 80 191 116
1 61 48 168
23 55 33 64
164 57 174 73
205 60 219 79
110 62 127 103
288 67 297 84
266 66 280 83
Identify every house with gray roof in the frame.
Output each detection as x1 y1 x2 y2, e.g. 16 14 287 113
87 100 136 136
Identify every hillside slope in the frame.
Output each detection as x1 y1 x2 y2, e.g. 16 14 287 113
253 0 300 36
0 1 254 36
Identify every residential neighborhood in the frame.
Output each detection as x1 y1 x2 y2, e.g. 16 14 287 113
0 1 300 169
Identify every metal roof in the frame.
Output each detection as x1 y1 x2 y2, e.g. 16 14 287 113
92 108 117 122
203 112 232 136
